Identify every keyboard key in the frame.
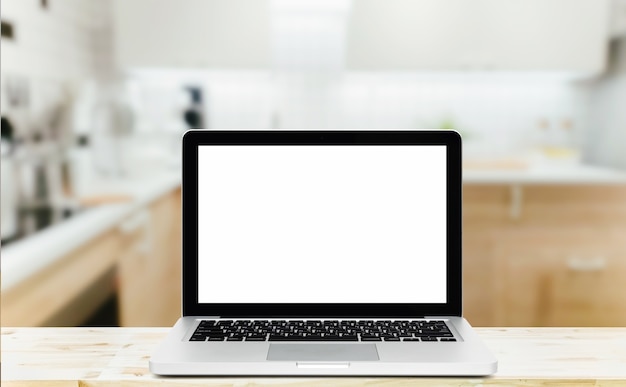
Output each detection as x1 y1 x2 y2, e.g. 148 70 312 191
268 335 359 341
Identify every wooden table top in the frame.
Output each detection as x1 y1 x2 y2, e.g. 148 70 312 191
2 327 626 386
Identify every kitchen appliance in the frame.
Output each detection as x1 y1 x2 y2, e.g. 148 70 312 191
182 86 206 129
1 116 19 241
1 79 80 245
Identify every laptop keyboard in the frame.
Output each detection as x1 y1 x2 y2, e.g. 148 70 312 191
189 320 456 342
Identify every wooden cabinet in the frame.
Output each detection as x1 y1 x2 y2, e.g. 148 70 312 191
463 184 626 327
1 230 121 327
1 187 182 327
117 188 182 327
347 0 609 73
462 185 509 327
493 228 626 326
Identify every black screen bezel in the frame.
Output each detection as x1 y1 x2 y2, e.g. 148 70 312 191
182 130 462 318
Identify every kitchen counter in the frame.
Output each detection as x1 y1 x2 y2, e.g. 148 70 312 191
2 162 625 294
463 163 626 184
2 327 626 385
1 171 181 292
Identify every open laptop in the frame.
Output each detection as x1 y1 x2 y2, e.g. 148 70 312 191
150 130 497 376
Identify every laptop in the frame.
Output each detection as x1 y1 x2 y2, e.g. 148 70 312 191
150 130 497 376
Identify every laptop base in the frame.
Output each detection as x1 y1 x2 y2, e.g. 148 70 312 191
150 316 497 376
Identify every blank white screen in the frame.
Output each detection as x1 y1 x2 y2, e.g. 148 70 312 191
197 145 447 303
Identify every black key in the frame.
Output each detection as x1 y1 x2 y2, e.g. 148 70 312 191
226 337 244 341
335 335 358 341
190 336 206 341
403 338 421 342
208 337 225 341
361 337 382 341
247 333 267 338
324 335 359 341
245 337 266 341
268 335 307 341
204 328 225 333
440 338 457 342
268 335 357 342
421 336 438 342
384 337 401 341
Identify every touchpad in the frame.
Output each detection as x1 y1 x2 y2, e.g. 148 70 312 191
267 344 379 361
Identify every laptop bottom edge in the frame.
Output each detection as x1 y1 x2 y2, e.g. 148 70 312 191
150 316 498 376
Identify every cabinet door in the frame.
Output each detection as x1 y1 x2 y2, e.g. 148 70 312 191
149 189 182 326
463 230 495 326
112 0 270 68
347 0 474 70
610 0 626 38
480 0 609 72
462 185 510 327
493 228 626 326
117 189 182 327
346 0 608 72
117 209 157 326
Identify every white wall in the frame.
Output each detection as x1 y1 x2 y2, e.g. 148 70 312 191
127 70 588 160
1 0 111 81
1 0 114 137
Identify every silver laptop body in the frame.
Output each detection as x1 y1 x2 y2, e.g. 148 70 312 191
150 130 497 376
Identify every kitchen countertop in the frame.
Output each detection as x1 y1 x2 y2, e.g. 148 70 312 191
2 162 625 294
2 327 626 385
463 162 626 184
0 170 181 292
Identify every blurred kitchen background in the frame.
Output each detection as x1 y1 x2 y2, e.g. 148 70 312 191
1 0 626 328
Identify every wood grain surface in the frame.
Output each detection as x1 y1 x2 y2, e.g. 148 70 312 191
2 328 626 386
